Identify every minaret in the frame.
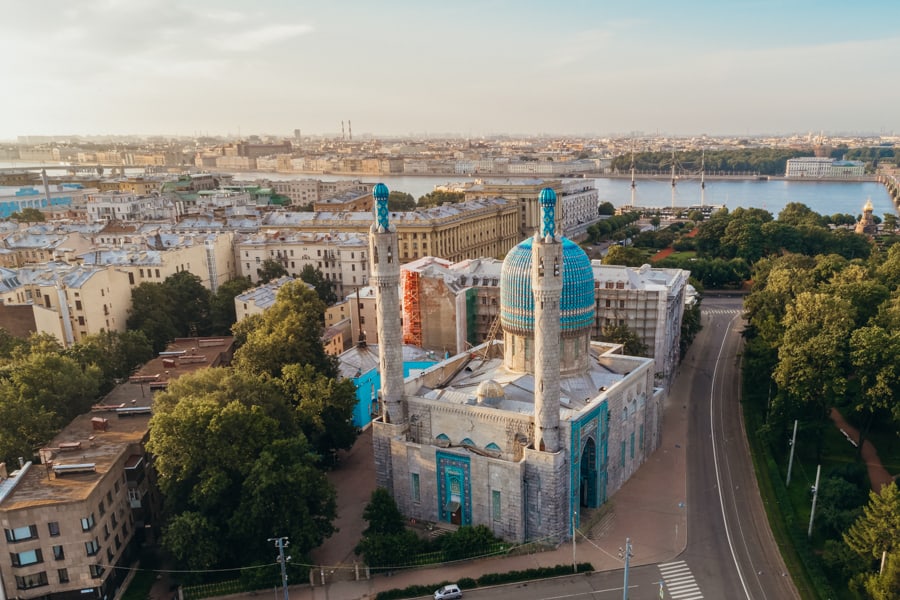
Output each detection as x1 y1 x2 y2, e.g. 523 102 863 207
531 188 562 453
369 183 404 425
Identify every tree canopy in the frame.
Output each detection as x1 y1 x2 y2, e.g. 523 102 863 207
233 281 336 378
147 368 336 570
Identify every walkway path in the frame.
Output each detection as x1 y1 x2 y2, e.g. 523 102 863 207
829 408 896 490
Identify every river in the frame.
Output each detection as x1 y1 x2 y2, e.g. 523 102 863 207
2 161 893 217
231 171 894 218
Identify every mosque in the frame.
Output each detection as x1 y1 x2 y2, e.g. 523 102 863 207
369 184 663 543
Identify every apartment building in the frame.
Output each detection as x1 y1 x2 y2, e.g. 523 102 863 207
0 262 131 348
270 179 372 207
0 337 234 600
260 197 520 264
236 231 368 296
80 232 236 292
86 192 175 223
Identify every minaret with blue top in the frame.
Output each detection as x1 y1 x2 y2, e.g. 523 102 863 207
531 188 563 453
369 183 404 426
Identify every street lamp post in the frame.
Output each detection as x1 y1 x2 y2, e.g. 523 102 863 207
807 465 821 538
268 537 290 600
619 538 634 600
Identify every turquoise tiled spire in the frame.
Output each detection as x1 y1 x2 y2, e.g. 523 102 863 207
373 183 390 230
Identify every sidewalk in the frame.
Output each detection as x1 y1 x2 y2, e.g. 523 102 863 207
166 381 690 600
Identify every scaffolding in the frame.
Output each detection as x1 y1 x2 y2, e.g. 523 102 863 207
401 269 422 346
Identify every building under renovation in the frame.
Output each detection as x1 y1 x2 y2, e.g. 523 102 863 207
399 255 688 388
370 184 663 543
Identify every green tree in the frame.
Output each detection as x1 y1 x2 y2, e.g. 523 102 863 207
388 191 416 211
418 190 464 208
778 202 825 228
600 324 648 357
67 330 153 393
597 201 616 216
602 245 647 267
440 525 498 561
355 488 421 568
773 292 854 453
256 258 288 284
882 213 897 232
850 326 900 450
210 277 254 335
147 368 334 569
164 271 212 337
299 264 338 305
231 437 337 561
361 488 406 536
844 483 900 566
279 364 358 463
9 207 45 222
649 216 661 230
127 282 179 353
233 281 336 379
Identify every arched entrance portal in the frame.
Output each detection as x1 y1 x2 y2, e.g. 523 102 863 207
579 437 599 508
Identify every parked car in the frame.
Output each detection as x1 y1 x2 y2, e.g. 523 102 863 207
434 584 462 599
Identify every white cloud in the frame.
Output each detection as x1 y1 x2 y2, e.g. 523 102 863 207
209 23 314 52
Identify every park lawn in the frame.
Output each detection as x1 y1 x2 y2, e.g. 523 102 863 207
666 250 697 261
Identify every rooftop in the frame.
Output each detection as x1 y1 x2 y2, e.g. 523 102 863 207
412 341 648 417
0 337 234 511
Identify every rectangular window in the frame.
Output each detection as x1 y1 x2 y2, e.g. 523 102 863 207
107 490 113 504
81 514 95 531
10 548 43 567
48 522 60 537
15 571 48 589
639 424 644 448
53 545 64 560
85 538 100 556
620 441 626 467
630 432 635 459
5 525 37 543
89 564 104 578
98 499 105 516
128 272 135 285
58 568 69 583
492 490 501 521
411 473 420 503
75 300 83 311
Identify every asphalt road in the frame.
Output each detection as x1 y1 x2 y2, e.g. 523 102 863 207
678 296 799 600
426 296 800 600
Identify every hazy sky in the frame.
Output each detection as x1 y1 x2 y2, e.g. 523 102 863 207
2 0 899 140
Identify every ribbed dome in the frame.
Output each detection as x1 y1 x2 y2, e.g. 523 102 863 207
476 380 505 405
500 236 595 335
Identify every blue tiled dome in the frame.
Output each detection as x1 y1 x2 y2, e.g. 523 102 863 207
500 236 595 335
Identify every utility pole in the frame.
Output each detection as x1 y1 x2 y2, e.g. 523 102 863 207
786 419 798 486
619 538 634 600
572 511 577 573
807 465 821 538
269 537 290 600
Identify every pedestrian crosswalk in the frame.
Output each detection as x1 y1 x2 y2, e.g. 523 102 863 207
658 560 703 599
702 308 742 315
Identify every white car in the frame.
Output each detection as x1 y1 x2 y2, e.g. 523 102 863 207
434 584 462 600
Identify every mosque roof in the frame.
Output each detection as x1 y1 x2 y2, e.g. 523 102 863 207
500 236 595 334
412 341 637 416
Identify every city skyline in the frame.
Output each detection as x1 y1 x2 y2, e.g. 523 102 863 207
2 0 900 141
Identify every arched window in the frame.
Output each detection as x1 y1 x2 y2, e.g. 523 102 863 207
436 433 450 442
486 442 501 452
461 438 475 447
